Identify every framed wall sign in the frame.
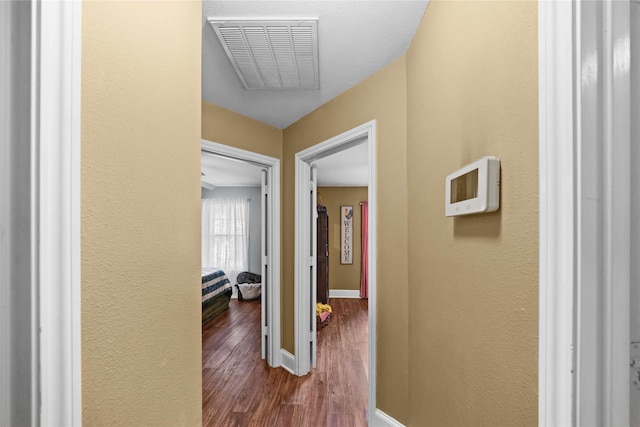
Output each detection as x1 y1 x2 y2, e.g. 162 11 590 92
341 205 353 264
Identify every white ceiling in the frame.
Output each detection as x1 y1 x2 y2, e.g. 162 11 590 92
202 0 429 130
201 0 427 187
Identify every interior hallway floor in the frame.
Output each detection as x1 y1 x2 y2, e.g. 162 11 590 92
202 297 369 426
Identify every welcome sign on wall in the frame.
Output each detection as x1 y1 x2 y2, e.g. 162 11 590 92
341 206 353 264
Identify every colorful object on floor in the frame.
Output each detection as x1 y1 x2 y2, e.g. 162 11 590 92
316 302 332 329
316 302 332 316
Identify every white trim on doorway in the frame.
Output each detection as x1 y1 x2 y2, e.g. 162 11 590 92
293 120 377 423
328 290 360 299
539 0 632 425
1 0 84 425
538 1 576 424
201 140 282 367
35 1 83 425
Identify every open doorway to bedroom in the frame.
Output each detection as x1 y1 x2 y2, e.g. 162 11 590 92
199 140 281 378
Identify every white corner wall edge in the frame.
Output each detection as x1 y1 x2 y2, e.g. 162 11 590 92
280 350 295 375
329 290 360 299
373 409 405 427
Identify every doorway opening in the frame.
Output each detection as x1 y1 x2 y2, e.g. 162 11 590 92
200 140 281 367
293 120 377 420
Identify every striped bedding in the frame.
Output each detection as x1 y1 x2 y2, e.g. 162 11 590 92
201 268 232 305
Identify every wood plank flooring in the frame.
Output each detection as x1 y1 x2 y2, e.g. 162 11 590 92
202 298 368 427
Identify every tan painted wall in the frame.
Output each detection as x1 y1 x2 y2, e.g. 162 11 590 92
81 1 202 425
283 57 409 422
202 101 282 160
406 1 539 425
317 187 368 291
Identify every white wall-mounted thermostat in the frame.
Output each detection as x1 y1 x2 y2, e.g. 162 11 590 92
445 156 500 217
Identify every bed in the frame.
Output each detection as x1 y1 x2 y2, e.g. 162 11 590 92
201 267 233 325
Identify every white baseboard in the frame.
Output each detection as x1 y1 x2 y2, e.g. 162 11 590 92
373 409 405 427
280 350 295 374
329 289 361 298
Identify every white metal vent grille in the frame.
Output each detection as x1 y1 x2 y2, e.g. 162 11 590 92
208 18 319 90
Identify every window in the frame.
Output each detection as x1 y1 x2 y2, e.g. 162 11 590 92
201 198 250 283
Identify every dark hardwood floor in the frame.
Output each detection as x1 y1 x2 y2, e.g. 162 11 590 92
202 298 368 427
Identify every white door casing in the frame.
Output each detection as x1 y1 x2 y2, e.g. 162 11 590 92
293 120 377 423
0 0 82 425
630 0 640 423
539 0 632 425
310 164 318 369
261 169 268 360
201 140 282 367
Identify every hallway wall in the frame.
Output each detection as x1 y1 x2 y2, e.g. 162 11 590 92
406 1 539 425
202 101 282 160
81 1 202 424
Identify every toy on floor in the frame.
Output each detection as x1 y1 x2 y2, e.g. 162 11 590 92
316 302 332 328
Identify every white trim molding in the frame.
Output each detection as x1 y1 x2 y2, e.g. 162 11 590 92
280 350 296 375
293 120 377 422
35 0 82 426
574 1 630 425
328 290 361 299
201 140 282 368
538 0 576 424
539 0 632 425
2 1 82 424
373 409 405 427
294 153 317 374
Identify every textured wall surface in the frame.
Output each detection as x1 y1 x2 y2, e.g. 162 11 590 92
283 57 409 423
202 101 283 160
406 1 539 425
317 186 368 291
81 1 202 425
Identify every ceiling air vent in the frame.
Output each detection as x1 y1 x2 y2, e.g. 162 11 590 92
207 18 319 90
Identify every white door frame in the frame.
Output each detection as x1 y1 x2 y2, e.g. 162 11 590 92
201 140 282 367
294 120 377 421
0 0 82 425
38 1 83 423
538 0 631 425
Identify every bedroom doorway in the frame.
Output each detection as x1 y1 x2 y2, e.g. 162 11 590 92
293 120 377 419
201 140 281 366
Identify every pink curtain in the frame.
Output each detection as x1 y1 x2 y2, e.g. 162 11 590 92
360 201 369 298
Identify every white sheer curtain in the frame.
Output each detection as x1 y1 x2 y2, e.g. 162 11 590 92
201 198 250 285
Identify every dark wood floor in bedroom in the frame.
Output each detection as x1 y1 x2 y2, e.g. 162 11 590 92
202 298 368 427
